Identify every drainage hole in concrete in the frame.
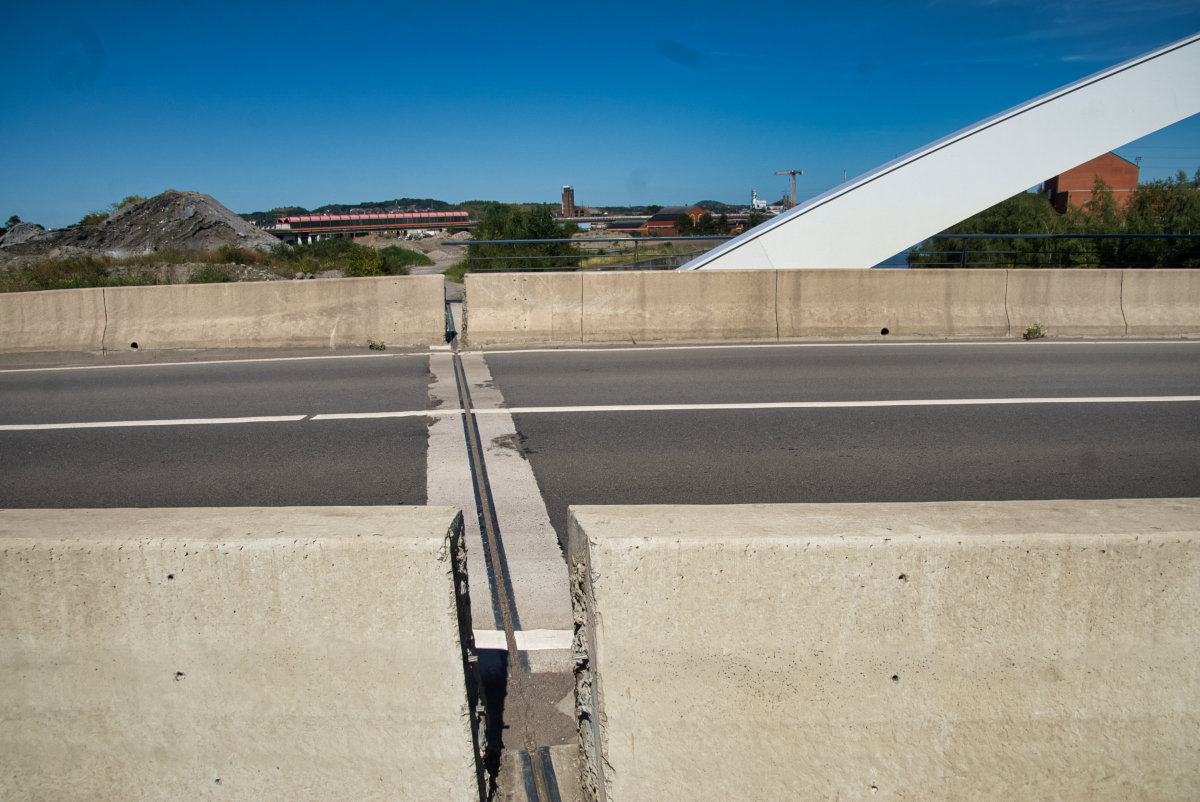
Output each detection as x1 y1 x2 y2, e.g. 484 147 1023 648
880 328 890 336
890 674 900 683
167 573 175 580
130 342 138 349
898 573 908 582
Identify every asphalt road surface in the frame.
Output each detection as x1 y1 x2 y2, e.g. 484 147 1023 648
2 342 1198 545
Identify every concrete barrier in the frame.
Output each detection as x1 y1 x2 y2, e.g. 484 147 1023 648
569 500 1200 802
464 272 582 346
102 275 446 350
0 287 106 352
778 268 1010 338
1006 268 1126 336
581 270 777 344
0 507 486 802
1120 269 1200 336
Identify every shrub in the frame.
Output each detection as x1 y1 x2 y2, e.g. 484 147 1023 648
1023 322 1047 340
378 245 431 275
77 211 109 226
191 264 235 283
443 258 470 284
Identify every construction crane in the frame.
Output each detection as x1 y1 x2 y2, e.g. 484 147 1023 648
774 169 803 208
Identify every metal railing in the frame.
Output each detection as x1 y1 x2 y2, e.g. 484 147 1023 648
910 234 1200 269
441 235 735 272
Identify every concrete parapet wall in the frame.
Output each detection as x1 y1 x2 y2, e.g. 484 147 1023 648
0 507 485 802
102 275 445 350
465 269 1200 346
568 499 1200 802
0 287 107 352
779 268 1009 337
464 272 582 346
581 270 777 343
1121 269 1200 336
1005 268 1126 336
0 275 446 354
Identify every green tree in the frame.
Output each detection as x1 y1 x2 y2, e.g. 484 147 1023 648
644 205 663 215
469 203 580 271
674 213 695 236
715 213 732 235
4 215 20 228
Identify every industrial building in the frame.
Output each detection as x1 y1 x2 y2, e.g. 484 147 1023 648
1040 151 1140 213
268 211 471 243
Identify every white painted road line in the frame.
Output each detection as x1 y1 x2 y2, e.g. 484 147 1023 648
8 396 1198 431
473 629 573 652
0 352 412 374
475 340 1200 356
495 396 1200 414
0 415 308 431
311 410 436 420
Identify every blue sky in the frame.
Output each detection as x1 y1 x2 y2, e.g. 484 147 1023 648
2 1 1198 227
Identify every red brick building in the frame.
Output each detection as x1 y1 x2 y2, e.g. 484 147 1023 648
1041 152 1140 213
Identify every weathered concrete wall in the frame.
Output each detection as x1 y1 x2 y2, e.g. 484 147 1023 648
464 272 582 346
0 507 485 802
1121 269 1200 336
1005 268 1126 336
102 275 445 350
778 268 1009 337
569 500 1200 802
0 276 446 354
581 271 777 343
0 287 106 352
466 269 1200 346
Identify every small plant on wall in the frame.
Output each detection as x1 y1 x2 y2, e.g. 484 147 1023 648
1023 322 1047 340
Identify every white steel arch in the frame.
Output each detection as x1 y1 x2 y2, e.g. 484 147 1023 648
682 32 1200 271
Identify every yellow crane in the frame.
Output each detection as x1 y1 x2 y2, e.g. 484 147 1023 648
774 169 803 208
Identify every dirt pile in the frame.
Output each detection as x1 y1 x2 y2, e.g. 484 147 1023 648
0 190 280 267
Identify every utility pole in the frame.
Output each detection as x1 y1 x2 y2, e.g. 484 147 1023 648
774 169 803 208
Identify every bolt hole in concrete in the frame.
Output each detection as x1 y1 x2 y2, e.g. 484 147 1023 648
891 674 900 683
880 328 890 336
130 342 138 349
174 671 185 681
167 573 175 580
898 573 908 582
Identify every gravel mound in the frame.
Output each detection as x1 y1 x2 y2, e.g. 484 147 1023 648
0 190 279 266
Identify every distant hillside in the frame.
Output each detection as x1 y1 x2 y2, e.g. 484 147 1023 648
696 200 747 214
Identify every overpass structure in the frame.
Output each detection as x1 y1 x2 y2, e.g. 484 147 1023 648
682 32 1200 271
266 210 473 244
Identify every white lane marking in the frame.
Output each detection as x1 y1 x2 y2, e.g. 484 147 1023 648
309 396 1200 422
475 340 1200 356
312 410 437 420
474 629 573 652
11 395 1196 431
0 415 308 431
493 396 1200 414
0 352 414 375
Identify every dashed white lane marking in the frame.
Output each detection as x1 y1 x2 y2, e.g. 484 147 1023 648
0 415 308 431
473 629 573 651
0 353 414 374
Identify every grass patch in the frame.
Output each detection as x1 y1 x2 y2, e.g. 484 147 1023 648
0 237 438 292
190 264 235 283
0 255 163 293
443 258 470 284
